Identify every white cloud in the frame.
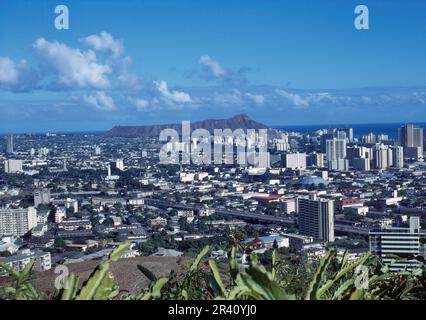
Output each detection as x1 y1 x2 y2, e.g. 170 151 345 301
246 93 265 105
82 91 116 111
0 57 38 92
0 57 19 84
81 31 124 57
128 97 149 111
199 55 225 77
82 33 141 89
275 89 309 108
155 80 191 104
33 38 111 90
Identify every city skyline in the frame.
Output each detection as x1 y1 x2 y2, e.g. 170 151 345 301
1 0 426 133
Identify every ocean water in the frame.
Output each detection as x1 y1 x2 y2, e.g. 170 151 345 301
274 123 426 140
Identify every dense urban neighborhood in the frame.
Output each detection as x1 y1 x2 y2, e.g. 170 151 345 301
0 115 425 283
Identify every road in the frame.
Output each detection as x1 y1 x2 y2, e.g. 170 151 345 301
143 198 370 236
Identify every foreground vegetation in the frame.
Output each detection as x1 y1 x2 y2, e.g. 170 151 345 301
0 243 425 300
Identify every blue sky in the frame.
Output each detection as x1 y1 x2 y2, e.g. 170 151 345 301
0 0 426 133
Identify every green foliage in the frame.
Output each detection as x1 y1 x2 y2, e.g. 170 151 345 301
56 242 131 300
0 260 40 300
0 243 425 300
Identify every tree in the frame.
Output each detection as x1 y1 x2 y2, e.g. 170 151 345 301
54 238 66 248
273 239 279 249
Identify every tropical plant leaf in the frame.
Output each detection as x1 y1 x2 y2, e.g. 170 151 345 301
208 259 227 298
305 248 336 300
109 243 131 262
189 246 209 272
59 272 79 300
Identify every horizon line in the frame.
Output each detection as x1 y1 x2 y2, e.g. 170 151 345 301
1 120 425 136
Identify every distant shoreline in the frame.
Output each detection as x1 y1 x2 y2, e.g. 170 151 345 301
1 122 425 139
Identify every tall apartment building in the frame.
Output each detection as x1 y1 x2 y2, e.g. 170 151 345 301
0 207 37 237
283 152 306 169
326 138 348 171
352 157 371 171
398 125 424 159
362 133 377 144
307 152 324 168
320 133 335 153
298 194 335 243
6 135 14 154
337 128 354 142
4 159 23 173
391 146 404 168
372 144 392 169
370 216 425 272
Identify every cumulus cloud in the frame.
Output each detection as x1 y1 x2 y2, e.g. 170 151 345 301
128 97 149 111
82 91 116 111
275 89 309 108
0 57 19 85
81 31 124 57
81 32 142 89
155 80 191 104
199 55 225 77
0 57 38 92
33 38 111 90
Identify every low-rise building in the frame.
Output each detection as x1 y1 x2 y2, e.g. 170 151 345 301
0 249 51 276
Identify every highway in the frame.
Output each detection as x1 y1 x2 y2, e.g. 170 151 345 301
143 198 370 237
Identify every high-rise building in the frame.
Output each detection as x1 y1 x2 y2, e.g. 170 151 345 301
298 194 335 243
34 188 51 207
337 128 353 142
4 159 23 173
326 138 348 171
283 152 306 169
362 133 377 144
347 146 371 164
0 207 37 237
398 125 424 159
391 146 404 168
352 158 371 171
110 159 124 172
372 144 392 170
276 134 290 151
370 216 425 272
328 159 349 171
307 152 324 168
6 135 14 154
326 138 346 161
320 133 335 153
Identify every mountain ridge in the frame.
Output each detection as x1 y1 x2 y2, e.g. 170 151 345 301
104 114 269 137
